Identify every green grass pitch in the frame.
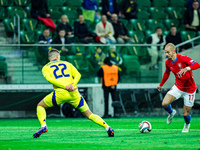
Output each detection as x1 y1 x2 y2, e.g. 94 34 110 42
0 117 200 150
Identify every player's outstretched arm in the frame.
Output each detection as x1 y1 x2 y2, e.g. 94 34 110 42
158 71 170 92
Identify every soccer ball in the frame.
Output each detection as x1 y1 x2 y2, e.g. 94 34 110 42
139 121 152 133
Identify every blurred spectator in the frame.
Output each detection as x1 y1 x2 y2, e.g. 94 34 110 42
74 15 94 43
119 0 138 20
31 0 55 32
187 0 200 9
111 14 133 43
95 15 116 44
83 0 101 22
165 25 185 52
102 0 119 19
52 29 73 57
107 45 123 66
147 27 166 70
56 15 73 37
184 1 200 31
38 29 52 61
97 57 120 118
92 47 106 69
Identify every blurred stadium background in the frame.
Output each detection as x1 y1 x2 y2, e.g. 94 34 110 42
0 0 200 123
0 0 200 149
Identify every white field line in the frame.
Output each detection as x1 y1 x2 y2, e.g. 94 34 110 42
0 127 200 132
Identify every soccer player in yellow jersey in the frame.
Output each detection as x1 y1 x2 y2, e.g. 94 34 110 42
33 49 114 138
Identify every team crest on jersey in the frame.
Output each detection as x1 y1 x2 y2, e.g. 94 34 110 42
178 63 182 68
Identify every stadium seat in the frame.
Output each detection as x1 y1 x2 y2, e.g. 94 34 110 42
65 0 82 7
71 46 86 55
116 46 128 55
137 0 151 8
61 8 79 20
169 0 186 7
49 7 60 13
20 31 36 44
149 8 167 20
68 19 76 28
123 55 140 76
137 47 151 64
0 60 7 77
166 7 185 19
121 45 140 56
14 0 30 6
128 30 144 43
9 10 25 19
180 31 196 41
0 0 13 6
24 6 31 18
144 30 153 39
152 0 168 7
50 11 62 20
3 19 14 35
0 7 5 20
84 19 93 30
129 19 146 31
48 0 64 6
21 19 38 31
164 19 180 30
66 55 91 77
137 11 150 20
5 6 24 18
146 19 164 31
119 18 128 27
163 31 170 36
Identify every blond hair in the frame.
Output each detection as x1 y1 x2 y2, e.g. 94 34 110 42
165 43 176 51
61 15 69 23
48 49 60 59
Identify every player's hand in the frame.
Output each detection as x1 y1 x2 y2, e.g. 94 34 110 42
66 83 77 91
157 85 162 92
46 14 50 17
178 68 188 76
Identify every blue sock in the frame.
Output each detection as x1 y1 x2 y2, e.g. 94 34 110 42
184 114 191 124
163 104 173 114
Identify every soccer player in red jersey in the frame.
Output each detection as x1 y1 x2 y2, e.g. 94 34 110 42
157 43 200 132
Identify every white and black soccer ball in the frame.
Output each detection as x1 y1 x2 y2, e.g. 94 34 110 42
139 121 152 133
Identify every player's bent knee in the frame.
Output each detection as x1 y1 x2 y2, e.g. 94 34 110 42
183 112 189 117
162 101 168 107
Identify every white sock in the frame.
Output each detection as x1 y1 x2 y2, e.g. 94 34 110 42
106 126 110 131
41 124 47 128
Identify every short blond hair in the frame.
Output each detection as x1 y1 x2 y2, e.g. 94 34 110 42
165 43 176 51
48 49 60 59
61 15 69 23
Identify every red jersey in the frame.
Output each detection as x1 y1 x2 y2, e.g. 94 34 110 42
165 54 197 93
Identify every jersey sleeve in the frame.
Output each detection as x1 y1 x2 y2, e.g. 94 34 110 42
165 61 171 73
70 63 81 87
182 55 196 66
42 66 66 89
159 61 171 86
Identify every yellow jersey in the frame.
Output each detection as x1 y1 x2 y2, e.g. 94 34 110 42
42 60 81 91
